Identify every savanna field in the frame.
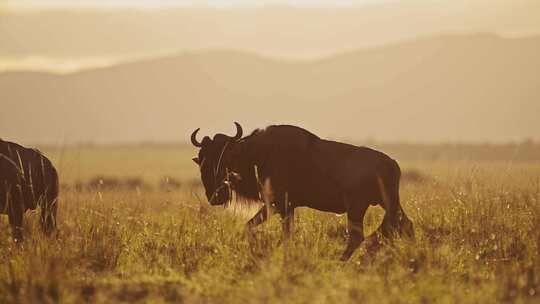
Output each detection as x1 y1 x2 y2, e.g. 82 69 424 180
1 143 539 303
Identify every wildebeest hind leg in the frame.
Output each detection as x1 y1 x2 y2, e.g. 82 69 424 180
340 201 369 261
364 207 414 256
8 192 24 242
363 213 393 256
366 178 414 252
397 206 414 239
376 175 414 238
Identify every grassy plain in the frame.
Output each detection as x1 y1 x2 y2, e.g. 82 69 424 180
1 143 539 303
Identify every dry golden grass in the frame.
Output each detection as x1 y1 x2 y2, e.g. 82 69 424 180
1 145 539 303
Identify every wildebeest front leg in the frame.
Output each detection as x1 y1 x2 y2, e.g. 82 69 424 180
341 202 369 261
247 206 269 228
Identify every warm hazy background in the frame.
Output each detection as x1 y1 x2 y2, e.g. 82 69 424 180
1 0 539 144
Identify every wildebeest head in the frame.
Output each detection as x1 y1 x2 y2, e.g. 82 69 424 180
191 122 243 205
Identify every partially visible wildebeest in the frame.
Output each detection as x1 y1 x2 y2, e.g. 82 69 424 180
190 123 414 260
0 139 59 241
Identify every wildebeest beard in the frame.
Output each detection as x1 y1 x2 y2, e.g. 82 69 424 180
222 143 261 203
198 139 261 206
195 136 232 205
192 122 260 205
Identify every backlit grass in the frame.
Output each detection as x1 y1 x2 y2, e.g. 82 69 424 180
0 145 539 303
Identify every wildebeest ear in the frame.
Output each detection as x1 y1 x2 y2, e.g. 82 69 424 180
192 157 200 165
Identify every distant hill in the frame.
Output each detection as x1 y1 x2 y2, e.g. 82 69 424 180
2 1 540 60
1 34 539 144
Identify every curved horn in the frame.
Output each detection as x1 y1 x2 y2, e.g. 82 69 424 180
232 122 243 140
191 128 202 147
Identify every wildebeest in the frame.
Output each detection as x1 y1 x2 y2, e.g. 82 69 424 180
0 139 59 241
191 123 414 260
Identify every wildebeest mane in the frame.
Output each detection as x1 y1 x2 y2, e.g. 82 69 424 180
227 131 263 202
226 125 320 203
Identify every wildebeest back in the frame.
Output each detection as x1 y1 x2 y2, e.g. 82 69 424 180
0 139 59 220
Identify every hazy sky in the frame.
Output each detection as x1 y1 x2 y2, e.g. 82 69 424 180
2 0 539 72
6 0 391 10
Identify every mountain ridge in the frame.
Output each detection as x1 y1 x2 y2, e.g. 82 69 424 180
0 32 535 77
1 33 539 144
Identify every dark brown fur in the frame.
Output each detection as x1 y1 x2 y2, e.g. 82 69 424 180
191 124 413 260
0 139 59 241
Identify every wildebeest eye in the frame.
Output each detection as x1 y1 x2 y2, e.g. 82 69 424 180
225 170 242 184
